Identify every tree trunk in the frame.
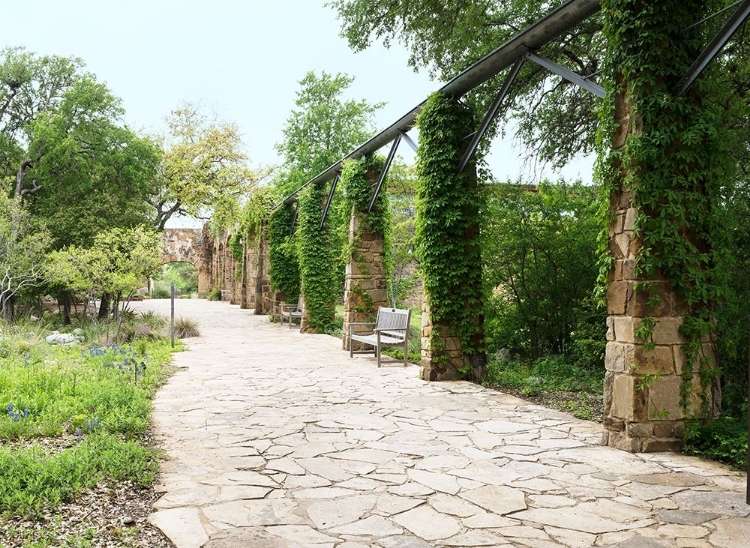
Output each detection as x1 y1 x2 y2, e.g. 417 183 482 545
58 292 71 325
98 293 110 320
2 295 14 322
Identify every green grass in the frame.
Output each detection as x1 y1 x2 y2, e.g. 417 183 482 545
0 321 174 519
484 355 603 394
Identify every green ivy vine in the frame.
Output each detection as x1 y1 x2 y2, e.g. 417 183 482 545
415 92 485 364
268 203 300 303
297 182 337 332
598 0 734 415
229 233 243 262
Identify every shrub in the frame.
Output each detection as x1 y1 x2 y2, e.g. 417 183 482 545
152 287 170 299
174 317 199 338
206 287 221 301
684 418 748 470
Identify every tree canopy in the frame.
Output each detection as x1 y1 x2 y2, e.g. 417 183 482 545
149 104 257 230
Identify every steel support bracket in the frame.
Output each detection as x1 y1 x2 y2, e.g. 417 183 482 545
676 0 750 96
368 134 402 213
458 57 525 173
400 130 419 152
525 52 605 98
319 173 341 229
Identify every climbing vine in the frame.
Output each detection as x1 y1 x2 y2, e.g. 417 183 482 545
268 203 300 303
297 182 337 332
598 0 734 414
340 155 389 237
415 92 485 363
229 233 243 262
339 155 391 315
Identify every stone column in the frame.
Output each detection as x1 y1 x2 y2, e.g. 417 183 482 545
603 202 715 452
342 211 388 350
601 9 719 450
254 223 271 315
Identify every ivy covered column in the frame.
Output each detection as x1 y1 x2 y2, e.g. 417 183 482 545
254 222 271 314
416 93 485 381
601 0 727 452
298 183 337 333
341 156 389 350
268 204 300 318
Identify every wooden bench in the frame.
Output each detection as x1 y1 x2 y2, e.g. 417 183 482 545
279 296 303 328
349 307 411 367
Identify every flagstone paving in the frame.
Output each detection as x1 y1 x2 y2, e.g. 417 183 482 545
134 300 750 548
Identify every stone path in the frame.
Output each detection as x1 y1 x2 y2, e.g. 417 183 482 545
133 300 750 548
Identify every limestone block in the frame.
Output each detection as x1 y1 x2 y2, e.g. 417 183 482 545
605 342 633 373
653 421 679 439
651 317 686 345
632 345 675 375
626 422 653 438
611 260 623 282
607 282 629 315
606 316 615 342
611 375 635 420
621 259 636 280
607 430 641 452
642 438 682 452
648 376 684 421
613 316 635 343
614 232 631 259
609 213 623 237
624 208 638 231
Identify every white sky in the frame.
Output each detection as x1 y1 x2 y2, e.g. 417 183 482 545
4 0 593 184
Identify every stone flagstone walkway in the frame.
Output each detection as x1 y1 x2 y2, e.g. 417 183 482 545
132 300 749 548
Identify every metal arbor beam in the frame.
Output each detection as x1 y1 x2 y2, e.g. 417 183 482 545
275 0 602 208
676 0 750 96
319 173 340 229
525 53 606 98
457 57 525 173
368 134 402 212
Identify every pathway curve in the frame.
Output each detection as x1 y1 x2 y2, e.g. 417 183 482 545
132 300 749 548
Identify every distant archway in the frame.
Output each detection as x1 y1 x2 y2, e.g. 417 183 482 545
161 229 210 297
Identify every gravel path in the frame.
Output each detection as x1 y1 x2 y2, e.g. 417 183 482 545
133 299 749 548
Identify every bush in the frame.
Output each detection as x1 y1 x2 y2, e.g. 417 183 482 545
152 287 170 299
206 287 221 301
174 317 200 338
684 418 748 470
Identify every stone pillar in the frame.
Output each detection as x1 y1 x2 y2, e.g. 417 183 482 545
240 239 249 309
603 203 714 452
254 223 271 315
601 4 719 450
342 211 388 350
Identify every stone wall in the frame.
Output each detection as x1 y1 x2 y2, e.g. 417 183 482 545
161 228 210 297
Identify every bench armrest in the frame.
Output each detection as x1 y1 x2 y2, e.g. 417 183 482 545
374 327 407 333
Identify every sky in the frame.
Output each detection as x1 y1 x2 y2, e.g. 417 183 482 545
3 0 593 184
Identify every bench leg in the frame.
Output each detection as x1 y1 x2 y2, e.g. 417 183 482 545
376 344 381 368
403 340 408 367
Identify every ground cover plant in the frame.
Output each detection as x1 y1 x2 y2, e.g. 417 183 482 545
0 314 177 546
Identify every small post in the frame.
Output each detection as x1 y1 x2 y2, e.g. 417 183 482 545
170 282 175 349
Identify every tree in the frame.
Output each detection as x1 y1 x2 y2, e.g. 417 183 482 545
275 71 382 195
0 48 161 249
0 195 51 321
329 0 602 168
47 226 161 323
269 71 383 328
149 104 256 230
481 181 602 360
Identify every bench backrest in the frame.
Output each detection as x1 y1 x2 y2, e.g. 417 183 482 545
376 307 411 339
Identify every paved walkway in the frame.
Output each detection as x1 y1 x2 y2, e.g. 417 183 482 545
132 300 749 548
